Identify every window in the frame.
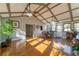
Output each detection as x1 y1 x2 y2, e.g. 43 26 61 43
52 25 55 31
57 25 62 32
47 25 51 31
74 23 79 32
51 21 56 31
64 24 71 31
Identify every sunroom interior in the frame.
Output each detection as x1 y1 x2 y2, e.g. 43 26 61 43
0 3 79 56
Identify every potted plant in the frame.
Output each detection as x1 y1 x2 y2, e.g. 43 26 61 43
1 19 13 47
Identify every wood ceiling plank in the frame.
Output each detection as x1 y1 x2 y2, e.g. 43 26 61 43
37 12 50 24
33 13 45 24
55 6 79 17
34 5 42 12
36 3 62 16
59 15 79 21
0 12 28 14
36 3 50 13
47 6 58 22
40 6 79 21
2 15 28 18
22 3 29 16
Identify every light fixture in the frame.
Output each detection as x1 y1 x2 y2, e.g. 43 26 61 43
26 12 32 17
26 3 32 17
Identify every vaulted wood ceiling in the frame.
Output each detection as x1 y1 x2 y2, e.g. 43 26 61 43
0 3 79 24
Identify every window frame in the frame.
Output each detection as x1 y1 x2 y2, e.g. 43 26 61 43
74 22 79 32
63 23 71 32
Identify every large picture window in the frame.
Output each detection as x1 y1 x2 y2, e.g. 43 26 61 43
64 24 71 31
74 23 79 32
57 24 63 32
47 25 51 31
51 21 56 31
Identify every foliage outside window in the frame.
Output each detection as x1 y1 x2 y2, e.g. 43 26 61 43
74 23 79 32
57 25 62 32
64 24 71 32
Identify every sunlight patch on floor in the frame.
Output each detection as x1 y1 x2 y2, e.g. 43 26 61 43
35 40 51 53
50 48 59 56
36 38 44 42
50 48 64 56
43 40 51 45
27 38 44 46
29 40 39 45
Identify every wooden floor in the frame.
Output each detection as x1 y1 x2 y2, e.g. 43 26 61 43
0 37 72 56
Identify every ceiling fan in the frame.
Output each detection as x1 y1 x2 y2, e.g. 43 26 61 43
24 3 38 17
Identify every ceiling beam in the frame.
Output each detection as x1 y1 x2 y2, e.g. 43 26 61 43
2 15 28 18
34 5 42 12
3 15 79 22
68 3 73 21
22 3 29 16
0 12 29 14
37 12 50 24
43 16 53 20
36 3 50 12
36 3 62 16
50 3 62 10
3 15 79 19
6 3 11 17
39 15 79 22
32 13 45 24
46 6 58 22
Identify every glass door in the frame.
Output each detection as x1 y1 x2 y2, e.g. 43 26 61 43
56 23 63 38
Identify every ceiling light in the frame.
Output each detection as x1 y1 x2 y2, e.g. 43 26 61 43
25 3 32 17
24 12 32 17
26 12 32 17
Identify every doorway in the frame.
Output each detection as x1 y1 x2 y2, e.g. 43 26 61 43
26 24 33 37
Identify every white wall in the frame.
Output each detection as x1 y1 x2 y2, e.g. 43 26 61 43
10 16 43 31
9 16 44 41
